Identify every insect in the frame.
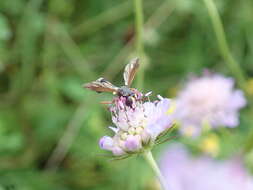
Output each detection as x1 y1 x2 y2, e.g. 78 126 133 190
83 58 140 107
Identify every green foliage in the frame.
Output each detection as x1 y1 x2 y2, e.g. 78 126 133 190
0 0 252 189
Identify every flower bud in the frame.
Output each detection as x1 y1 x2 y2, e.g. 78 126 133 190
124 135 142 152
99 136 113 150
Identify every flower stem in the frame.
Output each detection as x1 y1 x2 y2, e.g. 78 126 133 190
143 151 168 190
133 0 145 90
203 0 253 154
134 0 144 55
202 0 247 90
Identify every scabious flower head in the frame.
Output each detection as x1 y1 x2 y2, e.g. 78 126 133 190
99 90 174 157
160 144 253 190
174 73 246 136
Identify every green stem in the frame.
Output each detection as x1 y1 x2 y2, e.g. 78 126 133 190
143 151 168 190
202 0 247 90
203 0 253 155
134 0 144 55
133 0 145 90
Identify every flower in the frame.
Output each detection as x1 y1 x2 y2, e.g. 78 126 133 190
99 92 174 157
160 144 253 190
199 133 220 157
174 73 246 136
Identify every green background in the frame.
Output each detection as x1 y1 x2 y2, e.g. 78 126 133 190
0 0 253 189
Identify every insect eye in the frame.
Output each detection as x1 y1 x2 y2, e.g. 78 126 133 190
99 78 107 83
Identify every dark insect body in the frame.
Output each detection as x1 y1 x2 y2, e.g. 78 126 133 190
83 58 140 107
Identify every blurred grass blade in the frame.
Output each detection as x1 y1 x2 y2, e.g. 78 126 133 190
72 1 132 37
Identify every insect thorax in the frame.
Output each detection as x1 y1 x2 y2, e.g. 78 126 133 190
117 86 135 97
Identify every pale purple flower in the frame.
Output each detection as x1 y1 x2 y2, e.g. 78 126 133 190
160 144 253 190
175 73 246 136
99 94 174 156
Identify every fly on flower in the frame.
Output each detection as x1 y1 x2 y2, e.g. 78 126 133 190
83 58 175 158
84 58 141 107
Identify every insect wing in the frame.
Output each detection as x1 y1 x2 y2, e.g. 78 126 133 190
83 78 118 93
123 58 140 87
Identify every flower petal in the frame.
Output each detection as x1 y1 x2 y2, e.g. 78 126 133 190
124 135 142 152
99 136 114 150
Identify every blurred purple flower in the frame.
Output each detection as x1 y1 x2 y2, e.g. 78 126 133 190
175 74 246 136
160 144 253 190
99 95 174 156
